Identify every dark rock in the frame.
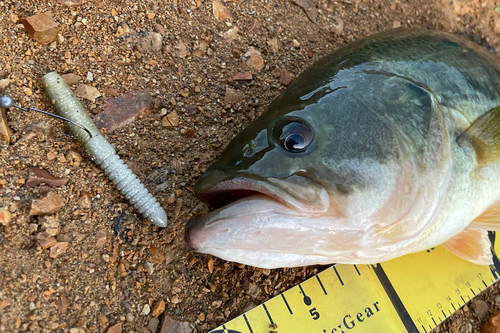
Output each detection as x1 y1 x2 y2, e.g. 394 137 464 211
25 167 69 188
148 317 160 332
233 72 253 81
279 67 294 86
94 88 152 133
185 104 197 116
473 299 490 321
159 313 194 333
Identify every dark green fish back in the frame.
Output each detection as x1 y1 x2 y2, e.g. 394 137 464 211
202 30 500 191
270 29 500 121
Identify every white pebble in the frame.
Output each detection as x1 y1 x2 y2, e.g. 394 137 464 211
142 304 151 315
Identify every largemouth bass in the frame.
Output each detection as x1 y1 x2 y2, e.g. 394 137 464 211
185 29 500 269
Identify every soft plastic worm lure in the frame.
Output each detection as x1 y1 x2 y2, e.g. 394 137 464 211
40 71 168 227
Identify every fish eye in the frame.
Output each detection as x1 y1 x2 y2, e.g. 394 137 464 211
275 118 314 153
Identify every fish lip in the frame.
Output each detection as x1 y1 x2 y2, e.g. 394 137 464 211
195 172 327 213
196 177 298 210
185 216 202 250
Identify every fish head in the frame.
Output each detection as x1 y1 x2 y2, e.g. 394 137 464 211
186 61 436 268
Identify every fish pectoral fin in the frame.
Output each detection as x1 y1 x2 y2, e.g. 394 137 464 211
441 229 492 265
458 105 500 164
469 201 500 230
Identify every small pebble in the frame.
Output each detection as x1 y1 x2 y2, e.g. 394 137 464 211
118 24 163 52
224 87 244 105
233 72 253 81
245 47 264 71
482 311 500 333
152 300 165 317
25 167 69 188
141 304 150 315
162 111 179 128
20 12 59 44
106 323 122 333
0 208 11 226
148 317 160 332
61 73 81 85
0 78 10 90
36 233 57 249
0 103 13 144
75 84 101 103
473 299 490 321
30 192 65 216
50 242 69 258
160 314 194 333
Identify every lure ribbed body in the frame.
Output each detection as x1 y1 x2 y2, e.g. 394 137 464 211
42 72 167 227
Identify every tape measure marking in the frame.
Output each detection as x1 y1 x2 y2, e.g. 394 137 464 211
280 294 293 315
332 266 344 285
315 275 327 295
297 284 312 306
212 232 500 333
372 264 419 333
262 304 274 326
242 314 253 333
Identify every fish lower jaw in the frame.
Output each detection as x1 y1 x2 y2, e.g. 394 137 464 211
199 248 337 269
196 247 415 269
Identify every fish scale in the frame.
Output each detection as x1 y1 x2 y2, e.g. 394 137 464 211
209 233 500 333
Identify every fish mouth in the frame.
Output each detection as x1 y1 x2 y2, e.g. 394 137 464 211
185 171 331 252
194 171 330 213
196 178 289 209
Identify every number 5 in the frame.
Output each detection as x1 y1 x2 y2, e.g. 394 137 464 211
309 307 320 320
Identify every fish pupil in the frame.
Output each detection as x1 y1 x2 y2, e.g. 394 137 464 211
285 133 306 151
275 118 314 152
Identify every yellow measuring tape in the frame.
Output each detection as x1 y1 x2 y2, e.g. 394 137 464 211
210 232 500 333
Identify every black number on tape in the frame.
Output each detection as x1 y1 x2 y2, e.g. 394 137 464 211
309 307 320 320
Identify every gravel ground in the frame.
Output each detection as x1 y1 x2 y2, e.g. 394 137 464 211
2 0 500 332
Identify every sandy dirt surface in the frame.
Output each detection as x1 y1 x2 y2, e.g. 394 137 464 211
2 0 500 332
